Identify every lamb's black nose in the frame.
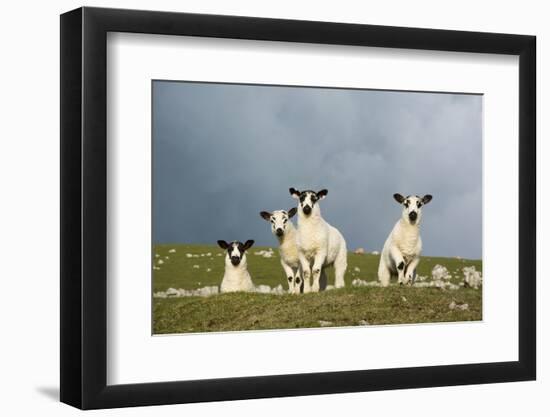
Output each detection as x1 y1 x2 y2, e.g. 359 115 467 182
231 256 240 265
276 228 284 236
409 211 417 221
303 205 311 215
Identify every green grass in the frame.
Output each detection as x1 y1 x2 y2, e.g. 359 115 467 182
152 243 482 334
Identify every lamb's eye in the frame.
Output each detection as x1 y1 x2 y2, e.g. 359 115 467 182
417 201 422 208
283 219 287 223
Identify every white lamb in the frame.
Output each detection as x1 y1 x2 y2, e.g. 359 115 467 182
217 240 255 293
260 208 326 294
289 188 347 292
378 193 432 287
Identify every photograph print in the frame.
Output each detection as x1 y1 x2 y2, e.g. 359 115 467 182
152 80 483 335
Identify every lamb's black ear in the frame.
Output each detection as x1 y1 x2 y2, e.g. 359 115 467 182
288 207 298 218
289 188 300 199
422 194 433 205
317 189 328 199
260 211 272 221
243 240 255 251
217 240 229 249
393 193 405 204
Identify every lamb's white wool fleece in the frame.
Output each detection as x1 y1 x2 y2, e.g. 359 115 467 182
290 188 347 293
378 194 432 287
260 208 315 294
218 240 256 293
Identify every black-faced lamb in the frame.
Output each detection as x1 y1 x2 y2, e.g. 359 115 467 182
217 240 255 293
289 188 347 292
378 194 432 286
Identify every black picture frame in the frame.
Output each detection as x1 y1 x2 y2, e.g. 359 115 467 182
60 6 536 410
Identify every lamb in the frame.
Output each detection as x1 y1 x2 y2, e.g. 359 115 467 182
289 188 347 292
217 240 255 293
260 208 326 294
378 193 433 287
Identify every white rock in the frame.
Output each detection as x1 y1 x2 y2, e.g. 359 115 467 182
432 264 452 281
206 268 212 272
158 259 164 265
192 264 200 269
401 296 407 302
271 284 284 295
254 249 275 258
255 285 272 294
463 266 483 289
155 254 160 258
371 250 380 255
354 247 365 255
168 249 176 253
358 320 369 326
352 279 381 287
186 253 193 258
325 285 335 291
449 301 469 310
206 252 211 256
166 288 179 297
195 286 219 297
165 256 169 259
318 320 333 327
354 267 361 272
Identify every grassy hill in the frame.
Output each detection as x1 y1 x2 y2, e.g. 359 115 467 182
152 243 482 334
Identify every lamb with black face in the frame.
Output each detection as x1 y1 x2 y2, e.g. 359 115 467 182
217 240 254 266
289 188 328 217
377 193 433 287
217 239 256 293
259 208 302 294
393 193 432 225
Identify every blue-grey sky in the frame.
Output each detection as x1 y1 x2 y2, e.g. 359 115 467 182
153 81 482 259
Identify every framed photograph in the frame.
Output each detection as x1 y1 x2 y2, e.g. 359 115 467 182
60 6 536 409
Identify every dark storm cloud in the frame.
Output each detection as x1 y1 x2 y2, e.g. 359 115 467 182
153 81 482 258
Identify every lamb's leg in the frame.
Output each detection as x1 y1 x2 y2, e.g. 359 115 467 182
280 260 296 293
299 253 312 293
293 267 303 294
389 245 406 284
378 259 391 287
319 268 328 291
334 247 347 288
311 252 327 293
404 256 420 285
